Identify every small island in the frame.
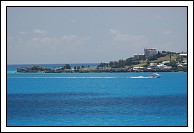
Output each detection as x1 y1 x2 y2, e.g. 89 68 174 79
17 49 187 73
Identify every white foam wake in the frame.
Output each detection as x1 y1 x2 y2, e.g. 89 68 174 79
8 77 118 79
129 76 150 78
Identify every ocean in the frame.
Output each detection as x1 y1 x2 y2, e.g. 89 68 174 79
7 64 187 126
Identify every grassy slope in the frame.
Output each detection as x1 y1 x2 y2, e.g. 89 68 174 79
132 54 179 67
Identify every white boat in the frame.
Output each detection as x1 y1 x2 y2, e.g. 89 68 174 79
149 73 161 78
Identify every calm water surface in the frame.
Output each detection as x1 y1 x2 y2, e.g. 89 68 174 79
7 71 187 126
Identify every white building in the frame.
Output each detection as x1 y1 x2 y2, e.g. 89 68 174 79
179 53 187 57
162 61 170 65
157 64 172 70
133 66 145 71
144 48 157 58
150 63 157 67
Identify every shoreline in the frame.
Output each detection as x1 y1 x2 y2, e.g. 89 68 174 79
15 66 187 73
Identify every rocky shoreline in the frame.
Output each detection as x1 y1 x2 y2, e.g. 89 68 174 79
16 65 183 73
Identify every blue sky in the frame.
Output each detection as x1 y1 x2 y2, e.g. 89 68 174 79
7 7 187 64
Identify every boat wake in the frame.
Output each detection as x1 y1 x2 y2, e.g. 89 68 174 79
130 73 161 78
8 73 161 79
8 77 118 79
129 76 150 78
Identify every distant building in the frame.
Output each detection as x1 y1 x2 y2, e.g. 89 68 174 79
134 54 145 60
157 64 172 70
150 63 157 67
144 48 157 58
162 61 170 65
132 66 145 72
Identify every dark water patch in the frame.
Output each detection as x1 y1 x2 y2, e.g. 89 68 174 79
8 92 107 99
8 93 187 106
8 93 187 117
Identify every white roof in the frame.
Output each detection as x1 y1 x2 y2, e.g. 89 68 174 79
179 53 187 56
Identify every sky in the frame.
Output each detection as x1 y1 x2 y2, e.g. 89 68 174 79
7 7 187 64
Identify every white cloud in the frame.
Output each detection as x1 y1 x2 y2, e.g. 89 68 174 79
110 29 120 34
18 31 27 35
31 37 52 44
155 16 162 20
114 34 148 44
27 34 90 46
33 29 47 35
17 34 92 63
164 30 172 35
26 34 90 48
62 35 78 41
62 35 90 42
110 29 149 44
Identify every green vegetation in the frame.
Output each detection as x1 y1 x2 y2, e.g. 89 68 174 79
17 51 187 73
97 51 187 72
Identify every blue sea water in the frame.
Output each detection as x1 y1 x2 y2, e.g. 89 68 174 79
7 65 187 126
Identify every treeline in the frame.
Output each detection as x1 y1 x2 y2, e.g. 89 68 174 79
97 57 139 68
73 65 90 70
17 64 91 73
60 64 90 70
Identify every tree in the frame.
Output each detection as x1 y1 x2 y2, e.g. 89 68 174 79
109 61 114 67
124 57 133 66
74 66 77 70
64 64 71 69
97 62 108 68
167 60 177 70
176 55 183 62
77 66 80 70
146 59 150 66
112 61 118 68
118 59 124 68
